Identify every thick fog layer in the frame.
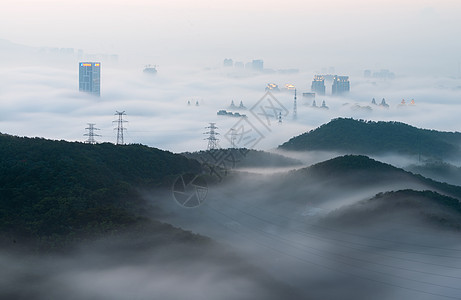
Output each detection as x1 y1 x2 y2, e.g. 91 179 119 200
1 1 461 152
1 63 461 153
0 236 297 300
147 169 461 300
4 163 461 299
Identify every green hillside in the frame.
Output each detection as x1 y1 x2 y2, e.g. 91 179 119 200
0 134 201 250
323 190 461 230
282 155 461 202
182 148 302 168
279 118 461 159
406 161 461 186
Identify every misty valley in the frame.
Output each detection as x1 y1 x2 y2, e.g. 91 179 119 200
2 119 461 299
2 0 461 298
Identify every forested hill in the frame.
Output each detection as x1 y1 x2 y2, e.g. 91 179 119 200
321 190 461 230
0 134 201 249
286 155 461 201
279 118 461 159
182 148 302 168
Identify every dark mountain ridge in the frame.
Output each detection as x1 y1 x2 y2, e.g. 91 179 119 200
291 155 461 199
322 189 461 231
279 118 461 160
0 134 304 300
0 133 202 250
223 155 461 219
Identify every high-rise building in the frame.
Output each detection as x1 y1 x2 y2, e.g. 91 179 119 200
332 75 350 95
252 59 264 71
311 75 325 95
79 62 100 96
223 58 233 67
234 61 244 69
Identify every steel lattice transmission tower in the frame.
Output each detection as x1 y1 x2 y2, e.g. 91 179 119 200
204 123 219 150
293 88 297 120
113 111 127 145
229 128 237 148
84 123 100 144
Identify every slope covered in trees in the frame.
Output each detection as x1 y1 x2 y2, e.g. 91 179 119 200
293 155 461 199
238 154 461 214
182 148 302 168
322 190 461 230
0 134 201 250
279 118 461 159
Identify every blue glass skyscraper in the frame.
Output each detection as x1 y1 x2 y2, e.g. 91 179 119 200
79 62 100 96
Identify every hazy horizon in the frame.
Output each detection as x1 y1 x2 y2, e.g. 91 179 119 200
1 0 461 75
1 0 461 153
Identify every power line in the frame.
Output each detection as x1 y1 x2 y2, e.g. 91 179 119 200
113 111 127 145
229 128 237 148
200 206 461 299
216 196 461 266
204 122 219 150
216 201 461 280
237 198 461 257
202 204 461 300
83 123 100 144
293 88 297 120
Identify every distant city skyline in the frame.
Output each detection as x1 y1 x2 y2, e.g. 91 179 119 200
1 0 461 153
1 0 460 75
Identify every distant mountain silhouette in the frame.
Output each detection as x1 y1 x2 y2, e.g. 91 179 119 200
279 118 461 160
236 155 461 216
406 161 461 186
322 190 461 230
290 155 461 199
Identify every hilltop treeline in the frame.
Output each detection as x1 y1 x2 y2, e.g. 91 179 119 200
0 134 201 250
279 118 461 159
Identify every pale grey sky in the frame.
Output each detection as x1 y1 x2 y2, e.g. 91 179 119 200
1 0 460 74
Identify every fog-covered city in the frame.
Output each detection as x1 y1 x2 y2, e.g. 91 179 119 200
1 1 461 299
